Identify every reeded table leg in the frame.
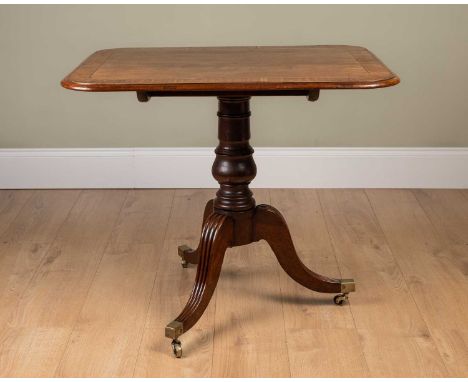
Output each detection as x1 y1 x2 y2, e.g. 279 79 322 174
166 212 233 358
167 96 355 357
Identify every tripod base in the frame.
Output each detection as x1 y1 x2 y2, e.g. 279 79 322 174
165 203 355 356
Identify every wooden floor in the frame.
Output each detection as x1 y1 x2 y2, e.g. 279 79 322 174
0 189 466 377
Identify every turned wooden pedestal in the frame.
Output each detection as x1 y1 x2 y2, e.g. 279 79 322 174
62 45 399 358
164 97 355 357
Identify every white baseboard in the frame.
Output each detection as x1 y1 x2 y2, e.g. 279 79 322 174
0 147 467 189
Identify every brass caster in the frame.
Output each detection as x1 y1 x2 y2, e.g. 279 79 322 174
334 293 349 306
178 245 191 268
171 339 182 358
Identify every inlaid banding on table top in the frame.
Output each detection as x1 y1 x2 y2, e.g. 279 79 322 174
61 45 400 92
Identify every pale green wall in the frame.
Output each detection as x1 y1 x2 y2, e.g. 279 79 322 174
1 5 467 148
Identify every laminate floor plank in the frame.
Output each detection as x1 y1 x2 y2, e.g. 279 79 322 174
0 190 34 237
410 189 468 376
413 189 468 275
270 189 367 377
318 189 447 377
109 189 177 244
56 190 173 377
0 190 81 244
367 189 468 377
0 190 82 376
0 190 128 377
0 242 50 327
367 190 468 329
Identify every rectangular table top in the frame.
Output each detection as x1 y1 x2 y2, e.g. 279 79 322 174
61 45 399 93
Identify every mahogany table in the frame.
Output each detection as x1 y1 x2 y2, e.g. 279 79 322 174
62 45 399 358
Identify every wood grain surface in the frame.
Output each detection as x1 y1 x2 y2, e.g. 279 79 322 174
61 46 399 92
1 189 465 377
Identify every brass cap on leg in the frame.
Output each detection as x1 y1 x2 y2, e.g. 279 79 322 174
165 321 184 339
340 279 356 293
178 245 191 258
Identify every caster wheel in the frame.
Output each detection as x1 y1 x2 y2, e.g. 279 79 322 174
180 259 188 268
171 339 182 358
334 293 348 306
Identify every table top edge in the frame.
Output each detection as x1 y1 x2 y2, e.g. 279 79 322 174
61 75 400 92
61 45 400 93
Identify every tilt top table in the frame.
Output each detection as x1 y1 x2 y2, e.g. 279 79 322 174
62 45 399 358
